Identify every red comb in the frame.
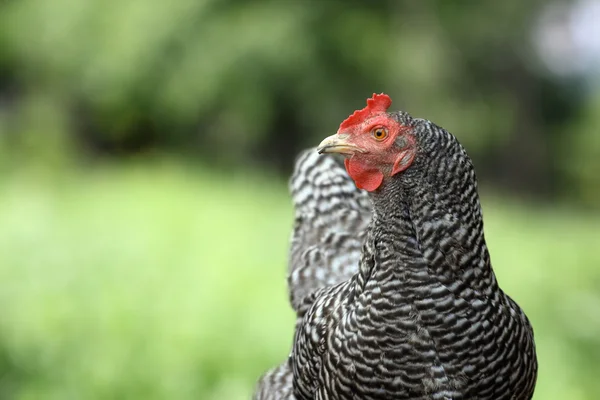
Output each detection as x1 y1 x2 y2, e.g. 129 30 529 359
339 93 392 130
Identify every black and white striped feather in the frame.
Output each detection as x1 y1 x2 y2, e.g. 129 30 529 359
288 149 371 316
256 111 537 400
254 149 372 400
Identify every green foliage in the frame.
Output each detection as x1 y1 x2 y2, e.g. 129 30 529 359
0 163 599 399
1 0 598 204
0 163 295 399
562 93 600 207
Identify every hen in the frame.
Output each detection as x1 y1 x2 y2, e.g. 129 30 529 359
256 93 537 400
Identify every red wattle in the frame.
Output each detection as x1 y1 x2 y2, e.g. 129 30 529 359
344 158 384 192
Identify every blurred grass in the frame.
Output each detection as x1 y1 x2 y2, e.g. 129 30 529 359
0 161 599 399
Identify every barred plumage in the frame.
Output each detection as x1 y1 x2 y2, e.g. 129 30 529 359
254 149 371 400
255 103 537 400
254 361 296 400
288 149 371 316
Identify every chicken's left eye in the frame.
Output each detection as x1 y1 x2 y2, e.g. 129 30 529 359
372 128 388 141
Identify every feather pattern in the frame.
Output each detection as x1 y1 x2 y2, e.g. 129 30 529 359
255 112 537 400
288 148 371 315
254 149 371 400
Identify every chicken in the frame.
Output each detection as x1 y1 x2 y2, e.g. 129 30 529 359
256 93 538 400
254 149 371 400
287 149 371 317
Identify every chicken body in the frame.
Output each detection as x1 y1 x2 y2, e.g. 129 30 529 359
288 149 371 318
256 101 537 400
254 149 370 400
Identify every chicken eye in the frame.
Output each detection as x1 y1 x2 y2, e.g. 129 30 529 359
372 127 388 141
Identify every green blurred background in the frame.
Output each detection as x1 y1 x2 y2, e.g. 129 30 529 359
1 1 600 399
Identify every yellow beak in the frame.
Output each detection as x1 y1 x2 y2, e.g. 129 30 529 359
317 134 364 155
